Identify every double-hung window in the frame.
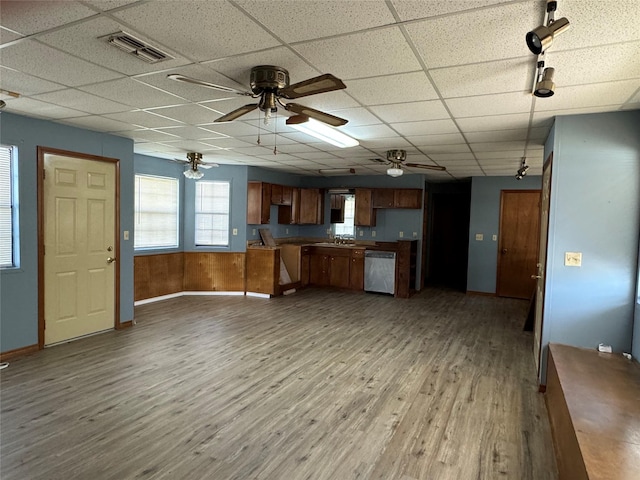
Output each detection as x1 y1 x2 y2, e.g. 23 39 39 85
332 194 355 237
0 145 17 267
195 181 230 246
134 174 179 249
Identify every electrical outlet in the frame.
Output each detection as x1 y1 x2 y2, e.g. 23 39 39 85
252 229 256 235
475 233 483 241
371 230 376 238
359 230 363 237
412 232 417 238
232 228 238 236
399 231 404 238
285 228 289 234
565 252 582 267
123 230 129 240
492 234 497 241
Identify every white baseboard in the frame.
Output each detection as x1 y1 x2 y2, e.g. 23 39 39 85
134 291 247 306
245 292 271 299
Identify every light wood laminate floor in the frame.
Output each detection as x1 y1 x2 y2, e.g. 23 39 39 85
1 288 557 480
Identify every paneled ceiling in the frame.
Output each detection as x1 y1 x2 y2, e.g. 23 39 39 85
1 0 638 180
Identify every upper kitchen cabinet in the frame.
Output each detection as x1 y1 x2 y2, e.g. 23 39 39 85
394 189 422 209
271 184 292 206
247 181 271 225
298 188 324 225
330 194 346 223
373 189 394 208
355 188 376 226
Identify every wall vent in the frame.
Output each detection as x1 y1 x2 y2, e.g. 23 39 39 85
104 31 172 63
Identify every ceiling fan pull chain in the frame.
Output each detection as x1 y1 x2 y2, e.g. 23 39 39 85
273 110 278 155
256 116 261 145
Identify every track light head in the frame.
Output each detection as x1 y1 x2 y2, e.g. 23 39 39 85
534 67 556 97
515 159 529 180
526 17 570 54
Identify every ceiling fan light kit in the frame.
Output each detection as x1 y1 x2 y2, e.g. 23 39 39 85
174 152 218 180
527 0 569 97
386 167 404 177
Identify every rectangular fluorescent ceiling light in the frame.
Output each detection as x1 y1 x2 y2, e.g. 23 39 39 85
289 118 359 148
318 168 356 175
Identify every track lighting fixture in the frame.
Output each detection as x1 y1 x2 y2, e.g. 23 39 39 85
533 62 556 97
515 157 529 180
526 0 570 54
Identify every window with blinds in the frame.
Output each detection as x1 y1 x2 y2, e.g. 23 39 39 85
0 145 16 267
134 174 179 249
195 181 230 246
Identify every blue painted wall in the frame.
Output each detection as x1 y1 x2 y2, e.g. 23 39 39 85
634 238 640 361
0 112 134 352
540 110 640 380
466 175 542 293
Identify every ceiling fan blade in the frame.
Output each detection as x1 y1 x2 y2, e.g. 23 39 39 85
284 103 348 126
369 158 388 165
280 73 346 99
405 163 447 172
214 104 259 122
167 74 252 96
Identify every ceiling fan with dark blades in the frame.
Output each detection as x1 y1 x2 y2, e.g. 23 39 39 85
168 65 349 126
172 151 218 179
370 150 446 177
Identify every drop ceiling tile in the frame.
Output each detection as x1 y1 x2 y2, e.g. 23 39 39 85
79 78 185 109
58 115 134 132
198 137 257 149
199 121 266 138
470 141 528 152
231 145 279 156
446 91 533 117
103 110 184 129
346 71 439 106
370 100 450 123
272 144 324 155
622 103 640 110
32 89 130 115
531 105 627 127
236 0 395 43
555 1 640 51
457 113 532 132
393 119 459 136
405 2 541 68
151 140 225 153
476 150 533 160
0 40 123 87
111 1 280 62
429 153 476 161
391 0 514 20
256 153 300 163
545 42 640 87
121 129 181 142
82 1 141 11
153 126 229 141
0 66 66 95
431 57 534 98
290 90 360 112
0 1 96 35
465 129 529 143
293 27 422 79
38 17 191 76
535 80 640 111
417 144 471 154
3 97 88 119
360 137 414 149
407 133 466 146
144 104 224 125
340 124 397 140
133 142 186 154
0 27 23 44
329 107 382 127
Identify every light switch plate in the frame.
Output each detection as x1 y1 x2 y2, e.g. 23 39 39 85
123 230 129 240
371 230 376 237
565 252 582 267
399 231 404 238
475 233 483 241
492 234 497 241
232 228 238 236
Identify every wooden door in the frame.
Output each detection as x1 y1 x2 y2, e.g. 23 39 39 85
496 190 541 299
534 156 553 374
41 150 118 345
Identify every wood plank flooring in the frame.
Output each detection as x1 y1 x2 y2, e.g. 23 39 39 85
0 288 557 480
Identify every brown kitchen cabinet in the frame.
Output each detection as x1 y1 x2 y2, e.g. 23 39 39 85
277 187 300 224
271 184 293 206
329 254 351 289
247 181 271 225
330 194 346 223
300 246 311 286
298 188 324 224
355 188 376 226
373 188 394 208
394 189 422 209
349 249 365 290
396 240 417 298
309 253 330 286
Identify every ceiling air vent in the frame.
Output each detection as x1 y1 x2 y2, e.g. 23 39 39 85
105 31 172 63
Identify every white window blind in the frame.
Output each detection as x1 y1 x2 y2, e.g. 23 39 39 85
134 174 179 249
0 145 15 267
195 181 230 246
333 195 355 237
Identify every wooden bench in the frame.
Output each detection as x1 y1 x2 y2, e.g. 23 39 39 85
545 343 640 480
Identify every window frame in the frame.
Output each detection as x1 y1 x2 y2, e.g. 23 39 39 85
194 180 231 247
0 144 19 269
332 194 355 238
134 173 180 251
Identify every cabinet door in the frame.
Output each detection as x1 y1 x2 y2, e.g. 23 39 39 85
349 251 365 290
373 189 394 208
247 182 271 224
300 251 310 286
394 189 422 209
299 188 323 224
281 185 292 206
309 254 330 286
271 184 283 205
355 188 376 226
329 255 351 288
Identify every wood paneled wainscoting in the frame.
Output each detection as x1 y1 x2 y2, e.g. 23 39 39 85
134 252 245 301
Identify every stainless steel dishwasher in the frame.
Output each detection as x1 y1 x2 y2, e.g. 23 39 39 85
364 251 396 295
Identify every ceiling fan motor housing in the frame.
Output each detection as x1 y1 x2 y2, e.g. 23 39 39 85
387 149 407 162
250 66 289 94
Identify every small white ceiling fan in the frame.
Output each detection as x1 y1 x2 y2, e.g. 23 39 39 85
172 152 218 179
370 150 446 177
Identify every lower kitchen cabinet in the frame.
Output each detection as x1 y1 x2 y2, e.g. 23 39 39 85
300 246 311 286
307 247 363 290
329 255 351 289
309 253 330 286
349 249 365 290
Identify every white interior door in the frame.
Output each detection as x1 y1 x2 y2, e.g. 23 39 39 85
44 153 116 345
533 156 552 374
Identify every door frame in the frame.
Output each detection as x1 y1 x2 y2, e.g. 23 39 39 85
496 189 541 298
37 146 121 350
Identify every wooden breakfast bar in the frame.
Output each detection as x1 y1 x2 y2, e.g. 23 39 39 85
545 343 640 480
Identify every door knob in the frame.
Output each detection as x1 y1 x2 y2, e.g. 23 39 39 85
502 248 508 254
107 257 116 264
531 275 542 279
